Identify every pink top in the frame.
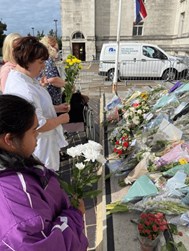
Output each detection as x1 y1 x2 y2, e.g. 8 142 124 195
0 62 16 92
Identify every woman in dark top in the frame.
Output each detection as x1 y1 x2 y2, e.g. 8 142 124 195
40 35 65 105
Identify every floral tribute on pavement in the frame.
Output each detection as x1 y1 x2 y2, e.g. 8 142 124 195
105 81 189 250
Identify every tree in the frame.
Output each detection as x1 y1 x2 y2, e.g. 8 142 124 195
0 20 7 55
36 30 45 40
48 29 55 37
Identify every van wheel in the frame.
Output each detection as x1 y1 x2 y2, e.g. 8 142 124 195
107 69 115 81
162 69 176 80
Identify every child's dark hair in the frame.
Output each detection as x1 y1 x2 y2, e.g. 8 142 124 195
0 95 36 138
13 36 49 69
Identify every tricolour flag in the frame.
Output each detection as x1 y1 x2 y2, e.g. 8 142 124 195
134 0 147 24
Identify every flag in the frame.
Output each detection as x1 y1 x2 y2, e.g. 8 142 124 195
134 0 147 25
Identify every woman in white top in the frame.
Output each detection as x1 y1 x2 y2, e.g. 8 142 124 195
4 36 70 171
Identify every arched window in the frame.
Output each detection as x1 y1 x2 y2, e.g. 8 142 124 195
72 32 85 39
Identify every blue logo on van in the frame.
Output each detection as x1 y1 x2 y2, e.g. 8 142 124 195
109 47 116 53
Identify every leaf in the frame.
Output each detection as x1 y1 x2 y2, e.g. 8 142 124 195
105 173 112 180
161 241 187 251
58 179 75 195
82 189 102 198
106 202 129 214
87 176 101 184
176 242 187 251
168 223 178 235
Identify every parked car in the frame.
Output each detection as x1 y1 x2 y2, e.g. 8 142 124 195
99 42 188 81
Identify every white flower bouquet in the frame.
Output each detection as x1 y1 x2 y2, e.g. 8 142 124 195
59 140 106 207
123 100 150 129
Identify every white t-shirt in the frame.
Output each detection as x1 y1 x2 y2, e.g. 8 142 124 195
4 70 68 171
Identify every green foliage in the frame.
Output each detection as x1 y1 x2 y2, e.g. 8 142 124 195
0 20 7 54
36 30 45 40
48 29 55 36
161 241 187 251
106 201 129 215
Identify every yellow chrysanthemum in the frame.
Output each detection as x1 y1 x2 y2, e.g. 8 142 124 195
66 59 71 63
179 158 188 165
140 92 148 100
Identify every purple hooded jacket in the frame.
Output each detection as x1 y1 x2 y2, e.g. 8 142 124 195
0 151 88 251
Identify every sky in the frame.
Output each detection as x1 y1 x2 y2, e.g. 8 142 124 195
0 0 62 36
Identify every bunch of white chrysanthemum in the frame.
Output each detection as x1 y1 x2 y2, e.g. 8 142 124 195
60 141 106 207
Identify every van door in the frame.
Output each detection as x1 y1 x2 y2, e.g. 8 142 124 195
140 45 168 78
120 45 141 77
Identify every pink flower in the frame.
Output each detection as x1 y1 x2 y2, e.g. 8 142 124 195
152 225 159 232
138 212 168 240
132 103 140 107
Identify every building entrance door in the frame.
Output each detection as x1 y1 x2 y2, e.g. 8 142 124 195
72 43 86 61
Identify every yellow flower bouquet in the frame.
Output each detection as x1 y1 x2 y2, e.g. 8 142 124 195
64 54 82 103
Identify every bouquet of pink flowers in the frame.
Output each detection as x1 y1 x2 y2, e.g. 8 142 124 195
138 212 168 240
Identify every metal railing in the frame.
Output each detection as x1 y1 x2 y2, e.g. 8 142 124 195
99 59 188 82
56 58 189 95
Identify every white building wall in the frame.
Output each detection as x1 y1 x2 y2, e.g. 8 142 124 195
60 0 189 60
61 0 95 61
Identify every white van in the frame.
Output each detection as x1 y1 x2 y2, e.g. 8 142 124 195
99 42 188 81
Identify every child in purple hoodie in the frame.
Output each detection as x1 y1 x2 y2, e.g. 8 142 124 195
0 94 88 251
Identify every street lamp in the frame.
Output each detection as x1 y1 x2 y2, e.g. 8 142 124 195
31 27 35 36
53 19 58 37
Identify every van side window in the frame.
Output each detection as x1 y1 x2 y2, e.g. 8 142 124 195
143 46 167 60
152 48 167 60
143 46 154 58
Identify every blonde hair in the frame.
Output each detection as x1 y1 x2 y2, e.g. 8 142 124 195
2 33 22 62
40 36 58 59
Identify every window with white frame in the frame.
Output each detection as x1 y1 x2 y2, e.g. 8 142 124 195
133 22 143 36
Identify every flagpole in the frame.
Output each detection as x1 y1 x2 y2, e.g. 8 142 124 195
112 0 122 94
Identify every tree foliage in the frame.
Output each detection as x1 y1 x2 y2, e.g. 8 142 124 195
0 20 7 53
48 29 55 37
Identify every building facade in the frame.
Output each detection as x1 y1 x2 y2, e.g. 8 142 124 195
60 0 189 61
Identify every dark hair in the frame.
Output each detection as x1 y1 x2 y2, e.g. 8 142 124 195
0 95 36 138
13 36 49 69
